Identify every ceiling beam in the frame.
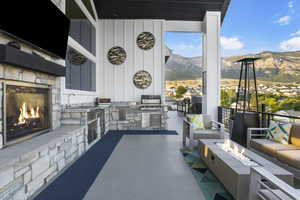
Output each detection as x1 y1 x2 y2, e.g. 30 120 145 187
166 21 202 33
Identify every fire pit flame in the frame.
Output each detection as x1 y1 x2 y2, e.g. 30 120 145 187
18 102 40 125
218 139 258 166
222 139 250 161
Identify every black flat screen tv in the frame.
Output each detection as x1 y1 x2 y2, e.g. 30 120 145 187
0 1 70 59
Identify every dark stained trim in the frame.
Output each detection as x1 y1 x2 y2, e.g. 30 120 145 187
0 45 66 77
221 0 231 23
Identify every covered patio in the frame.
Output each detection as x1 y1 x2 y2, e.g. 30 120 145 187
4 0 300 200
41 0 228 198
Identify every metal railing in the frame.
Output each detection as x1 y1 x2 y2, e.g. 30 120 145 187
218 106 300 130
177 101 202 115
177 101 189 114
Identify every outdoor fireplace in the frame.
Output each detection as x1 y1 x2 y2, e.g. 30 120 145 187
5 84 50 144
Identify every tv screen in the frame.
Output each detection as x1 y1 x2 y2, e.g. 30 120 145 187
0 1 70 59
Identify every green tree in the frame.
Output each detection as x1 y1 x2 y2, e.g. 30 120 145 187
260 97 279 112
220 89 300 114
175 86 187 98
221 90 230 107
277 98 300 112
221 89 236 107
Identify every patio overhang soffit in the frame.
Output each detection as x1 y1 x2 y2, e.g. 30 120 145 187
93 0 231 22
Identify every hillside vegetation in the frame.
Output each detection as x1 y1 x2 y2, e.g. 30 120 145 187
165 51 300 83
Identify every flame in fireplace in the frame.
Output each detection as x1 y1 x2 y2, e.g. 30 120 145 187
18 102 40 125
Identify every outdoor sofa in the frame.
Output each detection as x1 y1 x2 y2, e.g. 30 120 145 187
247 123 300 179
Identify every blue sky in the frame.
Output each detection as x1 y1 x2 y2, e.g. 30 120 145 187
165 0 300 57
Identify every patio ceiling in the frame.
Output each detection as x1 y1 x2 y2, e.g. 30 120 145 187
93 0 231 22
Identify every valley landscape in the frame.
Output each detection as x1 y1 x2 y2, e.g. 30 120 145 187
166 50 300 83
165 51 300 115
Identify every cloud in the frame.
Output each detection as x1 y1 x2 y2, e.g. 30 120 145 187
280 37 300 51
288 1 295 8
288 1 296 13
276 15 291 25
170 43 201 57
172 44 200 51
291 30 300 36
275 1 295 25
221 36 244 50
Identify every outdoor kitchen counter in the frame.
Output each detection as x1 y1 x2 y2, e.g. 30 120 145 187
61 103 111 113
109 102 168 130
61 104 111 147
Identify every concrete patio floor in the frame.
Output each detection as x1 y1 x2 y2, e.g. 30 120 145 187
83 111 205 200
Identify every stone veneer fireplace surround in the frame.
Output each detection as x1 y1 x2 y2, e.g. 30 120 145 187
0 40 92 200
0 63 62 149
0 2 99 199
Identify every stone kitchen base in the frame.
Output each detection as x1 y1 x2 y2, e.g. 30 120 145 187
109 102 168 130
0 125 92 200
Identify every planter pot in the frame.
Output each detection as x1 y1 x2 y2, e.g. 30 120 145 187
231 112 260 147
228 119 234 136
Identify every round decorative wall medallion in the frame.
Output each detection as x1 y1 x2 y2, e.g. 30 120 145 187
68 48 87 65
133 70 152 89
137 32 155 50
107 46 127 65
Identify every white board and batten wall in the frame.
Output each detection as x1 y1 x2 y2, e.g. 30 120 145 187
97 20 166 102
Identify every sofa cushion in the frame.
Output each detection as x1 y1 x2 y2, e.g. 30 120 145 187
276 150 300 170
290 124 300 147
267 121 292 145
193 129 223 139
202 114 212 129
186 114 205 130
250 139 300 157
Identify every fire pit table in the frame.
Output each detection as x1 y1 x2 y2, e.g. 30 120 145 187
198 139 294 200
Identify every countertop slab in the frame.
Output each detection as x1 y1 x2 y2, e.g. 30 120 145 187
62 104 111 112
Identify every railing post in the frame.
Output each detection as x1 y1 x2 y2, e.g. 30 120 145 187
217 107 222 123
261 104 266 128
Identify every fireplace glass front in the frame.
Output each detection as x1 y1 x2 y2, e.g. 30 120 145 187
5 84 50 143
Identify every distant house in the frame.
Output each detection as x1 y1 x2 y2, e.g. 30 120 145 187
274 110 300 123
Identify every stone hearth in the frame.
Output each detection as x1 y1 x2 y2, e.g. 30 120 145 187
0 64 62 148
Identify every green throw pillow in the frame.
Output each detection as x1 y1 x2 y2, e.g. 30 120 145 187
187 115 205 130
267 121 292 145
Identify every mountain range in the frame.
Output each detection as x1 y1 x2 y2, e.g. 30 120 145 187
165 51 300 83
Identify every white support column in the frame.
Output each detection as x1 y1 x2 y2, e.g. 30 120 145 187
202 11 221 121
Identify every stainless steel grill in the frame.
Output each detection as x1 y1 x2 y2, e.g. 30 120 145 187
141 95 161 104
